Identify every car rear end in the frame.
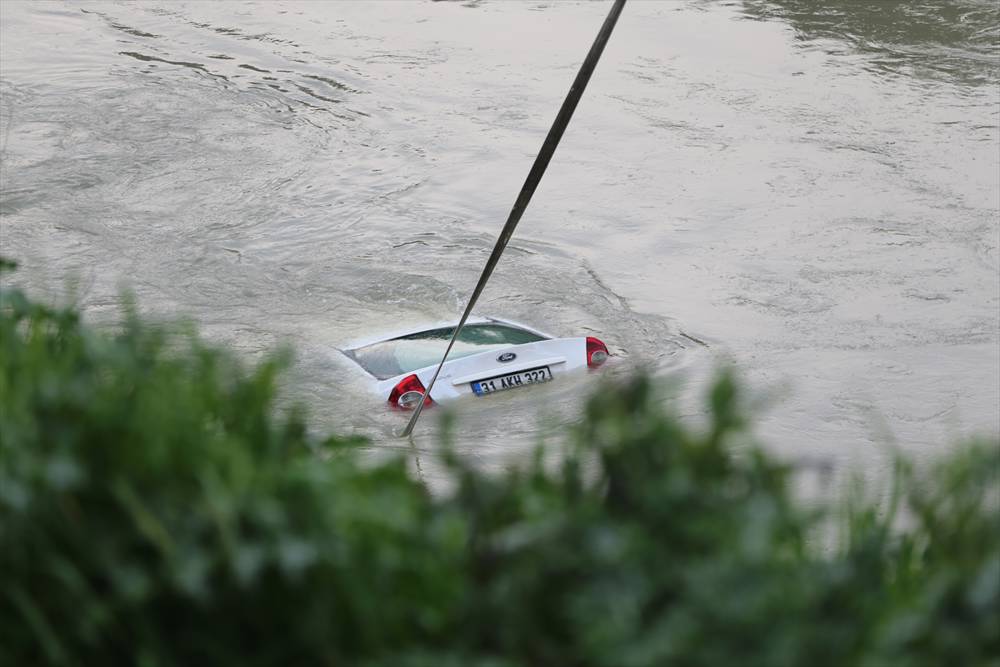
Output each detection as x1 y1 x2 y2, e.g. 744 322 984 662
379 334 610 409
343 318 609 409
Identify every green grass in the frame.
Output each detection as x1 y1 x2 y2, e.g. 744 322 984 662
1 259 997 666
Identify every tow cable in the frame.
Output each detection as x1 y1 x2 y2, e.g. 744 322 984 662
402 0 627 437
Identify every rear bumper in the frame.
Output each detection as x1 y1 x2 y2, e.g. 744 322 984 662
377 337 588 404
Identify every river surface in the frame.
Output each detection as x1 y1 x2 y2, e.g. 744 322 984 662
2 0 997 486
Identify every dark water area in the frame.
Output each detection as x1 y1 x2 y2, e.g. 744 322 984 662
1 0 997 487
744 0 999 85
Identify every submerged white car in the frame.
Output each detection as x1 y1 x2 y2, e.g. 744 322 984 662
342 317 610 409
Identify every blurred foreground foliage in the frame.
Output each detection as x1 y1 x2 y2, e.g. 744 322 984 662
1 261 998 667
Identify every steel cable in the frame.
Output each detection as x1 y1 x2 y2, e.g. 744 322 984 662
402 0 626 437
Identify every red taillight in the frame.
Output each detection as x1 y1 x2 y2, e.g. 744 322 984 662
587 336 610 367
388 374 433 410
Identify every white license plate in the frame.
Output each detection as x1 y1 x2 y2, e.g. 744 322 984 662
471 367 553 396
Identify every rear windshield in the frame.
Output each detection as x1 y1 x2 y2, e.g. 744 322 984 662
346 323 547 380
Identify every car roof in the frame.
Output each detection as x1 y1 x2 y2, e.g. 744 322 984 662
341 316 553 351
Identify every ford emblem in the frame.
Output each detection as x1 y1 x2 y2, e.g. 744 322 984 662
497 352 517 363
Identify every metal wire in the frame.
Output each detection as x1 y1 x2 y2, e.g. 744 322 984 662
401 0 626 437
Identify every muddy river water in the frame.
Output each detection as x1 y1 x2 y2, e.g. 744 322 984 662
2 1 997 486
